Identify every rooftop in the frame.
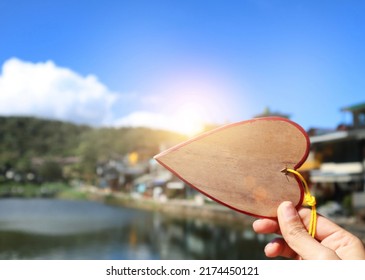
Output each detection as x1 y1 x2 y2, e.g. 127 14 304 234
341 102 365 113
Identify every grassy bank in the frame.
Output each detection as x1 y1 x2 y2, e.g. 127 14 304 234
56 187 89 200
0 182 71 198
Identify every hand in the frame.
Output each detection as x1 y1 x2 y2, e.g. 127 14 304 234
252 201 365 260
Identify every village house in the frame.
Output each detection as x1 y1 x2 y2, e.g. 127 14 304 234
303 102 365 217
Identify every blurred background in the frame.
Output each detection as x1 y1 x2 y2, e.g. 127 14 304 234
0 0 365 259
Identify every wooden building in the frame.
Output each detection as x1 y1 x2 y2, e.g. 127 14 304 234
305 102 365 216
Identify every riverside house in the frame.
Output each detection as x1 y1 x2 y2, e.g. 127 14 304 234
303 102 365 218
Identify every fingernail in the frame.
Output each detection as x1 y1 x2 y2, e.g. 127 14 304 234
281 201 297 220
265 242 274 250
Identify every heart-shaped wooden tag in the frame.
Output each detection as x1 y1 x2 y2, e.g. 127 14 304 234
154 117 310 218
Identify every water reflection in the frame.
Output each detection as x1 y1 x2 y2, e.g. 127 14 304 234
0 199 272 260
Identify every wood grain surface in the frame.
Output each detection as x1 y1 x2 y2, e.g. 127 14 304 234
154 117 310 218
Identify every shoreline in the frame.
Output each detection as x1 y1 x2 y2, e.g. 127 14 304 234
85 188 256 226
74 186 365 243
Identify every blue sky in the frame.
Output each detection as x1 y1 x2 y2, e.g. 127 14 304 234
1 0 364 135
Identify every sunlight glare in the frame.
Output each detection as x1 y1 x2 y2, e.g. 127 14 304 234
172 102 207 136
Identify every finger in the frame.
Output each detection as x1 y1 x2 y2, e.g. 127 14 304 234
277 201 340 260
252 218 279 234
297 207 365 259
264 237 298 259
297 207 344 241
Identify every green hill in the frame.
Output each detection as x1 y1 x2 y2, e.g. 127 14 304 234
0 116 185 183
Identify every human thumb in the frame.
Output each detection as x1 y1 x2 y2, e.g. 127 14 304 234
277 201 339 260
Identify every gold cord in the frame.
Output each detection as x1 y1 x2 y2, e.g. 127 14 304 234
282 168 317 238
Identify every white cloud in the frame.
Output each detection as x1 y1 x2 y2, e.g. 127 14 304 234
0 58 118 125
0 57 230 135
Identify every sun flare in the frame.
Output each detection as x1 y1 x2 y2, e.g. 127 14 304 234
171 102 207 136
137 69 236 136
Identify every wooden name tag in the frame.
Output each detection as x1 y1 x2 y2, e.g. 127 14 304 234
154 117 310 218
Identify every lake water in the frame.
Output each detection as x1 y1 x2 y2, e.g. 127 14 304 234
0 198 272 260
